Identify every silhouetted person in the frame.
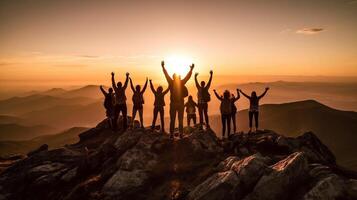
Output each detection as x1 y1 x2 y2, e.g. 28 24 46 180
195 70 213 129
111 72 129 131
129 77 148 128
161 60 194 139
99 86 115 129
185 95 198 127
150 80 170 132
239 87 269 132
231 89 240 133
214 89 232 139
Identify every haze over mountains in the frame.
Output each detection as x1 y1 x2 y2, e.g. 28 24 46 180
0 81 356 170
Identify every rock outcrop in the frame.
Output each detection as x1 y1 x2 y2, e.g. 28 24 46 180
0 119 356 200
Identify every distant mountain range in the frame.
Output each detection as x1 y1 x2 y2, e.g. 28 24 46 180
0 123 56 141
0 127 88 156
209 100 357 170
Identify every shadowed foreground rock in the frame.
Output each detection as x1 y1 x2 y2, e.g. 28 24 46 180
0 119 356 200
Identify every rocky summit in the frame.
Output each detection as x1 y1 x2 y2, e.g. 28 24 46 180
0 119 356 200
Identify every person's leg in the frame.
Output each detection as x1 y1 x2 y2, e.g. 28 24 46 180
122 104 128 130
113 105 119 131
221 115 226 138
198 104 204 126
227 115 231 137
193 114 197 125
159 107 165 132
139 108 144 128
255 111 259 130
204 103 209 127
178 105 184 137
232 112 236 133
152 107 158 129
249 111 253 132
187 114 191 127
132 107 137 127
169 104 176 137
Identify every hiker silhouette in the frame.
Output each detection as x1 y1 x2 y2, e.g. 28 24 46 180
150 80 170 132
161 60 194 138
239 87 270 132
195 70 213 129
214 89 232 139
231 89 240 133
185 95 198 127
99 86 115 130
111 72 129 131
129 77 148 128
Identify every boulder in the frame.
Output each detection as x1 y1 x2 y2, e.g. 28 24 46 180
27 144 48 157
244 152 308 200
303 174 346 200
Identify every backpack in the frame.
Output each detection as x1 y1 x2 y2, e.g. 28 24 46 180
182 85 189 98
104 94 114 109
202 88 211 102
220 99 232 115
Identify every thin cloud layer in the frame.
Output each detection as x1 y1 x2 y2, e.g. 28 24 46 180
296 28 324 35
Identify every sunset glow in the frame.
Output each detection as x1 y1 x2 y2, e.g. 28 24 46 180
164 55 193 77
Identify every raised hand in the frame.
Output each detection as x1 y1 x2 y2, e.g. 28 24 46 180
111 72 114 76
195 72 199 77
213 89 216 92
126 72 129 77
149 79 152 82
210 70 213 75
266 87 270 90
190 63 195 69
161 60 165 67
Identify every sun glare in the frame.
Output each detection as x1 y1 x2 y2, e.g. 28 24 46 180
164 55 193 77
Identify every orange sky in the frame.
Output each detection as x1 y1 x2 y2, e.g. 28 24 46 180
1 0 357 88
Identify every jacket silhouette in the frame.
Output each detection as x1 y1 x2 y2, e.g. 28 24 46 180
195 70 213 129
214 90 232 139
161 60 194 138
150 80 170 132
230 89 240 133
111 72 129 131
100 86 115 129
129 77 148 128
185 96 198 127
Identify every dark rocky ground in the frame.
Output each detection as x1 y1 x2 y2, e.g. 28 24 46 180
0 118 356 200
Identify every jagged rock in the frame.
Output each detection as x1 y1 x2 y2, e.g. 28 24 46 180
0 120 355 200
303 174 346 200
27 144 48 157
189 154 271 200
187 170 239 200
244 152 308 200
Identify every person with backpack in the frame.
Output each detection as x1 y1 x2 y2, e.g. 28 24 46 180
149 80 170 132
239 87 270 133
184 95 199 127
231 89 240 133
161 60 194 139
111 72 129 131
129 77 148 128
99 85 115 130
195 70 213 129
214 89 232 139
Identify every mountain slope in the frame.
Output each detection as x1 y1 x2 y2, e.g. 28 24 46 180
0 127 88 156
210 100 357 170
0 123 56 141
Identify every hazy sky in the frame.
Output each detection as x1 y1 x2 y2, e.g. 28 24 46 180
1 0 357 88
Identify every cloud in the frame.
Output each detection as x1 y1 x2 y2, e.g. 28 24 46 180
296 28 324 35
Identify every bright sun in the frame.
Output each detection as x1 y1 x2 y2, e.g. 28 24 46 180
164 55 193 77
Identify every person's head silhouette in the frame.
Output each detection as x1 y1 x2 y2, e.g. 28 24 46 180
200 81 206 87
117 82 123 88
157 86 163 93
108 88 113 94
135 85 141 92
251 91 257 98
224 90 230 99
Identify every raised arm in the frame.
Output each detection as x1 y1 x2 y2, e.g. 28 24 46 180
111 72 117 90
161 61 172 84
258 87 269 99
149 80 156 94
123 72 129 90
163 86 170 95
205 70 213 89
239 89 250 99
129 78 135 92
213 90 223 101
194 73 200 89
99 85 107 96
234 89 240 101
182 64 194 84
141 78 148 94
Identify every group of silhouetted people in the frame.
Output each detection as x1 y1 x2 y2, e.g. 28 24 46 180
100 61 269 139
